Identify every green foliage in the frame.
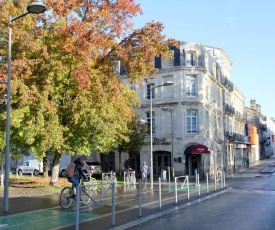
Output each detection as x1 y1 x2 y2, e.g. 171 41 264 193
0 1 177 165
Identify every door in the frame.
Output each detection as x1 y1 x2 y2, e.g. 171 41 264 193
186 155 201 176
153 151 171 177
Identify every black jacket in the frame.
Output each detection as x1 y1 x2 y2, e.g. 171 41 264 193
73 159 87 180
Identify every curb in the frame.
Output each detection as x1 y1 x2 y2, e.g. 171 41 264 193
110 187 232 230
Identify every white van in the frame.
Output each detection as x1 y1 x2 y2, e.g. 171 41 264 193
17 160 43 176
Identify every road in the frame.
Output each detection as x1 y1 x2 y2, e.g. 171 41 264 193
129 161 275 230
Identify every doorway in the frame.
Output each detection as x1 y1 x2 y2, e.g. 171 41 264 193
186 154 201 176
153 151 171 177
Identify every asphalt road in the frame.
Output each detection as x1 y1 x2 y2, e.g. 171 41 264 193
128 160 275 230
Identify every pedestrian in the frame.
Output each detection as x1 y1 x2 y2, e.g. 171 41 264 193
246 155 250 168
141 161 149 183
67 157 88 199
124 159 131 171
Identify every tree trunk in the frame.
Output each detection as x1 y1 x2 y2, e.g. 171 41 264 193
42 156 48 178
49 151 61 186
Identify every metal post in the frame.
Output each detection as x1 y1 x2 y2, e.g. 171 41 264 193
150 81 173 190
3 3 46 214
75 185 80 230
171 111 174 179
112 182 116 226
3 17 12 215
150 85 153 190
174 176 177 205
159 177 161 210
198 174 200 197
214 171 217 190
187 176 190 199
138 179 142 217
168 167 170 183
223 170 226 188
206 173 209 194
195 169 197 184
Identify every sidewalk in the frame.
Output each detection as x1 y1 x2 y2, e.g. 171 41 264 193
1 156 275 230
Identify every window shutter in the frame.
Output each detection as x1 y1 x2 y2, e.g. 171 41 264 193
155 55 162 69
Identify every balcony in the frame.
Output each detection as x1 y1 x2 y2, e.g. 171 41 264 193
224 132 250 143
259 124 267 131
186 60 195 66
234 111 246 121
221 77 234 92
224 103 235 116
260 136 268 143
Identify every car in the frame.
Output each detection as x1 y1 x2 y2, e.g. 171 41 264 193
82 161 102 178
17 160 43 176
59 160 102 178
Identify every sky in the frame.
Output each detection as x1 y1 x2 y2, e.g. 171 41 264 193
132 0 275 118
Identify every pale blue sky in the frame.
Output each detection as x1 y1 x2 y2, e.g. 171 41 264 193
133 0 275 118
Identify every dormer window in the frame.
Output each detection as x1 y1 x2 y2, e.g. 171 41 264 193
186 52 196 66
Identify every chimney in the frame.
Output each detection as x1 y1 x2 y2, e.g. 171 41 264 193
250 99 256 110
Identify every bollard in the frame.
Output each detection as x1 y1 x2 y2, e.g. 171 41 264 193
174 177 177 205
159 177 161 210
198 174 200 197
112 182 116 226
214 171 217 190
75 185 80 230
138 179 142 217
223 171 225 188
206 173 209 194
187 175 190 199
168 167 170 183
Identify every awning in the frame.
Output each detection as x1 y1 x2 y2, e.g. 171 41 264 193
184 144 210 155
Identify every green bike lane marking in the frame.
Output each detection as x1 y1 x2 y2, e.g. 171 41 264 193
0 209 101 230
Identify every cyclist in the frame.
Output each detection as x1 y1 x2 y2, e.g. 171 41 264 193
67 157 88 199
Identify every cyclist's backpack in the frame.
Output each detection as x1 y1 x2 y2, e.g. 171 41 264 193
65 162 76 178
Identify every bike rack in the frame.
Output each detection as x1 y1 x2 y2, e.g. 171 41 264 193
124 170 136 185
174 175 189 204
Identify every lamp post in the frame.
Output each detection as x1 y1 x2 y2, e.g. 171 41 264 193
162 107 174 179
150 81 173 189
3 2 46 214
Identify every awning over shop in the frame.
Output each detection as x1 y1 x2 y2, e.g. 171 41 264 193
184 144 210 155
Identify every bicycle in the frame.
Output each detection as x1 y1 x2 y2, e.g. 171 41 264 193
60 178 97 209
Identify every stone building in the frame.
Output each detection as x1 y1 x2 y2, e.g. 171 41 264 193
120 41 250 178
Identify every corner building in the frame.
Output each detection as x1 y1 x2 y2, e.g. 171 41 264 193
120 41 250 178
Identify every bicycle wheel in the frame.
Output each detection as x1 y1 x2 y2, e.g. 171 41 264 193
60 187 73 209
80 186 91 205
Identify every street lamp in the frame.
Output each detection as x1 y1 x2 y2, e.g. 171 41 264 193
162 107 174 179
3 2 46 214
150 81 173 189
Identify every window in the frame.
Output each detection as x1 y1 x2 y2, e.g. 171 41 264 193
186 75 197 97
130 83 136 91
186 53 195 66
187 110 198 134
146 111 155 135
146 83 155 100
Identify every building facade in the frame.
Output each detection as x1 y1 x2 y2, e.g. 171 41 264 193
120 41 251 178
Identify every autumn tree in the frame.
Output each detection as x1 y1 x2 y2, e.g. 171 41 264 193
0 0 178 185
116 114 147 176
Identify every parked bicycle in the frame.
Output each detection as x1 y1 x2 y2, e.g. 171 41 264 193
60 177 97 209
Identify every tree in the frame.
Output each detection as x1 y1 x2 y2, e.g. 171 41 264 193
116 115 147 176
0 0 178 185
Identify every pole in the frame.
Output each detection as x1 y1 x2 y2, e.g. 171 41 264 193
150 85 153 189
171 111 174 179
4 17 12 214
138 179 142 217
